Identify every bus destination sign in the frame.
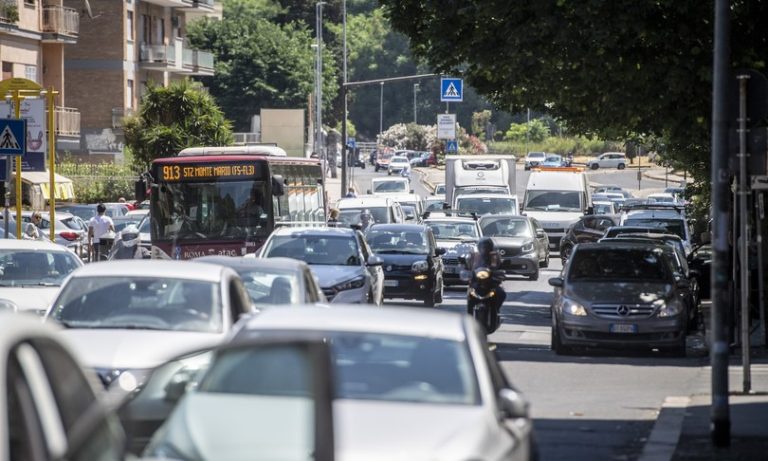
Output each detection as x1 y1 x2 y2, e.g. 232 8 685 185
160 163 259 182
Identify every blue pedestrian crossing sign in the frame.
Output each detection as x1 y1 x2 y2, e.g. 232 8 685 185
0 119 25 156
440 78 463 102
445 139 458 153
347 137 356 149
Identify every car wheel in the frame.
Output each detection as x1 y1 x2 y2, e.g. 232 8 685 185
540 252 550 268
590 163 599 170
617 163 626 170
424 292 435 307
375 165 379 172
551 318 571 355
528 270 539 281
387 170 392 176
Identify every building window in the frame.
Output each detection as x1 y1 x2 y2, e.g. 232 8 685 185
141 14 151 43
24 0 35 6
155 17 164 44
25 65 37 83
2 62 12 81
126 79 134 109
127 11 134 41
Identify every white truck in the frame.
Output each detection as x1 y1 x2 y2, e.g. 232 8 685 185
444 155 517 208
521 168 591 251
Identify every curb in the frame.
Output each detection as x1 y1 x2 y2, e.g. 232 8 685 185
638 396 691 461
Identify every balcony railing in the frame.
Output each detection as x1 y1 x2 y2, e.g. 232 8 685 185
112 107 135 129
182 48 215 74
196 50 214 70
47 107 80 137
139 43 176 65
42 6 79 36
234 133 261 145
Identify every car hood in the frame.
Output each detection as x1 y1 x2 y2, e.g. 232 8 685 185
147 393 315 461
335 400 499 460
311 265 366 289
489 236 532 249
375 253 428 266
59 329 224 369
0 286 60 314
566 281 674 305
523 211 583 227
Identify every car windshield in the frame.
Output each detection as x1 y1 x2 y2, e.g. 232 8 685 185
57 206 94 221
545 155 562 162
568 247 671 282
50 277 222 332
427 222 479 240
236 268 300 305
139 216 151 234
456 197 517 215
456 187 509 196
524 190 582 212
425 200 445 212
263 235 360 266
434 185 446 194
648 195 675 203
366 228 429 254
623 218 686 240
0 250 81 287
401 206 417 220
372 181 408 193
481 218 532 237
593 203 615 214
528 152 546 160
338 207 389 225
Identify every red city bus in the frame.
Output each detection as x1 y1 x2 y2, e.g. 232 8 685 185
146 145 326 259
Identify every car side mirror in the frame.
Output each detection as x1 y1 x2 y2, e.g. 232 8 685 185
498 388 529 419
536 230 546 238
435 247 446 256
367 255 383 266
548 277 564 287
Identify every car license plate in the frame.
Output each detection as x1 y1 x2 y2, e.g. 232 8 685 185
444 266 458 274
610 324 638 334
384 280 398 287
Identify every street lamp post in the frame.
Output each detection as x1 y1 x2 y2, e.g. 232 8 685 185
315 2 325 177
413 83 419 124
379 82 384 142
341 0 348 193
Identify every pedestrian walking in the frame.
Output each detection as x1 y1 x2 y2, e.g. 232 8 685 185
88 203 115 261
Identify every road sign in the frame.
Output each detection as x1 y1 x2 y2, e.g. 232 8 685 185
0 119 26 155
440 78 463 102
437 114 456 139
346 137 356 149
445 139 458 153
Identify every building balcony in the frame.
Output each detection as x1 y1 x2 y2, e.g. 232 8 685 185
139 42 177 69
179 0 215 12
182 48 214 76
41 5 79 42
52 106 80 137
0 0 18 26
112 107 135 129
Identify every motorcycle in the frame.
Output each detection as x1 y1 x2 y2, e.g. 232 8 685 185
461 261 506 334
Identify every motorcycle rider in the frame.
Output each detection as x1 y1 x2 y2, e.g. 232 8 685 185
465 237 506 331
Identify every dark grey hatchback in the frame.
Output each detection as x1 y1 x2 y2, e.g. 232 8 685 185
548 242 689 356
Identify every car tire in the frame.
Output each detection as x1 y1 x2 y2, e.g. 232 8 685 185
617 163 626 170
540 252 550 268
424 292 435 308
551 319 572 355
528 270 539 281
590 163 599 170
375 165 379 172
387 170 392 176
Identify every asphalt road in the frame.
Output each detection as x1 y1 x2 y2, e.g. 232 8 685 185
349 165 710 461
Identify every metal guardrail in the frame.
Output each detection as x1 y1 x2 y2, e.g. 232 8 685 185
42 5 79 36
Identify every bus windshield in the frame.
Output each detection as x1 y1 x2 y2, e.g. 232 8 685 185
153 180 270 241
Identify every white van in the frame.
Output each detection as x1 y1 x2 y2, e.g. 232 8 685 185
522 170 590 250
368 177 411 196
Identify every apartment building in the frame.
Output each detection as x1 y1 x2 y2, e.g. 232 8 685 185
64 0 217 160
0 0 81 152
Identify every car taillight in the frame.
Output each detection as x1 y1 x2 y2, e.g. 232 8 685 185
60 231 79 241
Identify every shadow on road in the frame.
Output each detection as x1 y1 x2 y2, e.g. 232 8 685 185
533 417 652 461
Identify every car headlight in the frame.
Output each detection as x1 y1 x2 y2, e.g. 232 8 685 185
94 368 151 391
521 242 535 254
562 298 587 316
0 299 19 313
656 299 682 317
411 260 429 272
333 276 366 292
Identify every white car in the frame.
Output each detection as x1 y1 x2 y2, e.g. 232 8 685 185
647 192 677 204
524 151 546 170
337 196 406 225
387 155 411 175
222 307 537 461
0 313 126 458
44 260 253 389
369 177 411 196
0 239 84 314
586 152 627 170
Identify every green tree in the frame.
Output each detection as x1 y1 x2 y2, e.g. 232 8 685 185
123 79 233 169
381 1 768 183
471 110 492 138
187 0 338 131
504 120 550 143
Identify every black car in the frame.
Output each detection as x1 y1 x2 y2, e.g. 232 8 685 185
365 224 445 306
478 215 550 281
559 215 620 263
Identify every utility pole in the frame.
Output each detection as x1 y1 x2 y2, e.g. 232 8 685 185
710 0 731 447
413 83 419 124
379 82 384 141
341 0 348 194
315 2 325 178
737 74 751 393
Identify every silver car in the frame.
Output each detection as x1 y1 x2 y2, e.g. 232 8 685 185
549 242 689 356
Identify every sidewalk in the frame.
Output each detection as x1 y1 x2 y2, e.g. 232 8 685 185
413 166 444 193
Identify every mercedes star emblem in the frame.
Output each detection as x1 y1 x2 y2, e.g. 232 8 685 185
616 305 630 316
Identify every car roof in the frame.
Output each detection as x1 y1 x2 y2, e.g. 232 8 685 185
337 197 394 208
69 260 229 282
238 306 467 341
194 255 308 271
576 241 666 251
479 214 529 222
368 223 428 232
269 226 356 237
387 194 421 201
0 239 73 252
606 225 662 233
424 216 478 223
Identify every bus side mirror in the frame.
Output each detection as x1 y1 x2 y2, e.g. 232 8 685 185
271 175 286 197
135 178 147 203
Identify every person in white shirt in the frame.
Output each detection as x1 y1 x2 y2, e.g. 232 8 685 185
88 203 115 261
23 212 44 240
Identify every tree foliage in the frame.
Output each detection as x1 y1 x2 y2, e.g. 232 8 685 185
381 0 768 182
504 119 550 143
124 79 233 169
187 0 338 131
